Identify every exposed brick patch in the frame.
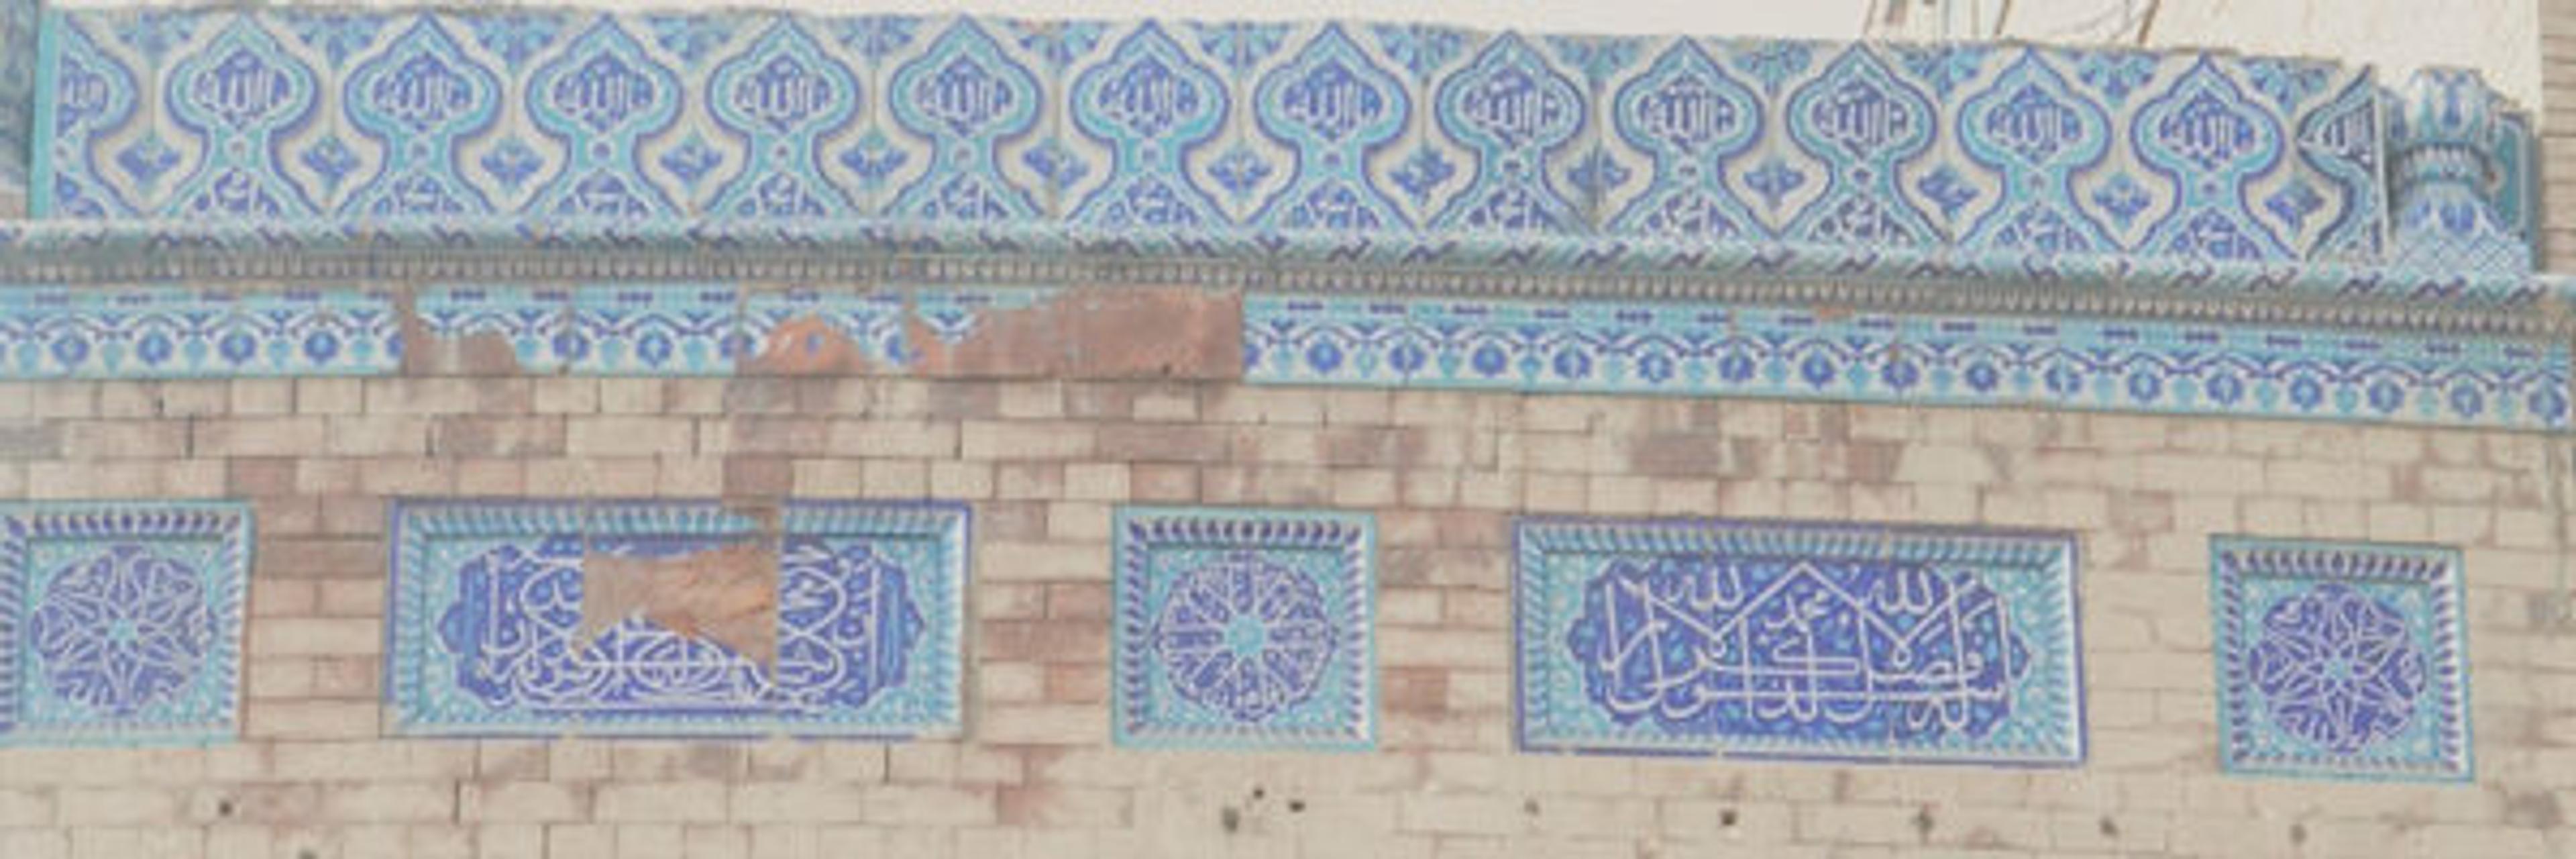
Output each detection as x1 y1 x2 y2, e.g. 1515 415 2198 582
742 315 883 376
721 455 794 497
578 517 782 666
910 287 1242 381
396 292 528 376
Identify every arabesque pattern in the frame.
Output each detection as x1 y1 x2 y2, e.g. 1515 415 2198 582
1114 506 1375 751
28 9 2466 268
0 502 252 748
2212 537 2471 781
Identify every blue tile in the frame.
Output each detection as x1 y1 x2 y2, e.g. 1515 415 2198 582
908 284 1052 347
2129 57 2294 262
1418 31 1589 234
414 285 570 374
162 16 326 217
340 16 507 217
699 18 865 218
562 284 743 376
1242 293 2573 431
1780 44 1944 246
1594 37 1767 241
0 286 398 379
30 7 2538 272
881 17 1049 223
2212 538 2471 781
1 502 252 747
1059 21 1234 230
1952 48 2114 253
1242 23 1414 232
525 16 686 218
1515 517 2084 765
385 499 969 739
1114 505 1375 751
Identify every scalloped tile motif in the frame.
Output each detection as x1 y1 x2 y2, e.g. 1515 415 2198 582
385 499 968 739
28 8 2474 267
1114 505 1375 751
0 502 252 747
1515 517 2084 766
2212 537 2472 781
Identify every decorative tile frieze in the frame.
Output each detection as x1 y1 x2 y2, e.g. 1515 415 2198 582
565 285 744 376
386 499 968 739
0 286 399 379
1243 293 2572 432
1114 506 1375 751
1515 517 2084 766
2211 537 2472 782
1 502 252 747
412 285 570 374
28 7 2539 274
742 287 910 374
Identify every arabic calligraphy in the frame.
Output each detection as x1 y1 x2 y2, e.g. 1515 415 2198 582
436 534 923 719
1564 555 2029 745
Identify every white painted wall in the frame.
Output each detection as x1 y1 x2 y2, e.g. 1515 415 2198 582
52 0 2542 112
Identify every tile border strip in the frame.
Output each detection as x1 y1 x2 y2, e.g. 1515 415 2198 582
0 281 2567 432
1242 293 2574 432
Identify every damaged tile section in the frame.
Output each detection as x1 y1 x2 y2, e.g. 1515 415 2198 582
912 286 1242 381
405 286 567 376
580 531 783 667
387 499 969 739
740 289 909 376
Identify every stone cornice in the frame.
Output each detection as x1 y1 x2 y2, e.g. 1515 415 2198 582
0 217 2566 338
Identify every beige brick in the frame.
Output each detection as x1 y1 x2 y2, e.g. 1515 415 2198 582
324 783 457 822
961 421 1095 460
58 421 180 459
597 782 729 823
56 788 180 825
249 618 379 657
730 784 867 823
568 417 695 456
826 419 959 458
193 416 327 456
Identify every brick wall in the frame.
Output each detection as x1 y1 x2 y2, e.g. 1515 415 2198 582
0 375 2565 858
2545 0 2576 266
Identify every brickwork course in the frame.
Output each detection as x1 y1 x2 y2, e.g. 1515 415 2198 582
0 373 2563 858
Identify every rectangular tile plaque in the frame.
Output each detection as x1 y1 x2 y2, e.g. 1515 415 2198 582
1516 517 2084 766
1114 505 1375 751
1 502 250 746
386 499 967 738
2212 537 2471 781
